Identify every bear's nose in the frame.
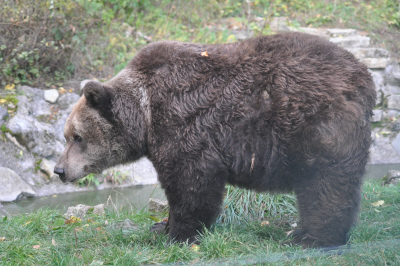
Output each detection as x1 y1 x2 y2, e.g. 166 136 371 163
54 167 66 182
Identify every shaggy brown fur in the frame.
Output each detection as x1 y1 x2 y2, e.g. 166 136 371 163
55 32 376 248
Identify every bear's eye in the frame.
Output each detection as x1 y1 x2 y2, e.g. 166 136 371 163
73 135 82 143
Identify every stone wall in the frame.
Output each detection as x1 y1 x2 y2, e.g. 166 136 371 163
1 26 400 201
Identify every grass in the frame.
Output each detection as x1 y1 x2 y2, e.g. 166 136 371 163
0 179 399 265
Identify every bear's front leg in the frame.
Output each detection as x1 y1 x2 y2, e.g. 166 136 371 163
160 172 226 245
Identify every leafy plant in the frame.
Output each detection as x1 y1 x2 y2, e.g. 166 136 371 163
76 173 100 187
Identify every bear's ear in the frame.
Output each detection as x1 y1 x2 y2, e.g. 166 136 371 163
83 81 110 108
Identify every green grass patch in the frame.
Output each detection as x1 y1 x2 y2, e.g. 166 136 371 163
1 180 399 265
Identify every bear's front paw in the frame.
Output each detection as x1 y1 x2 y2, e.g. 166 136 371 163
150 221 167 234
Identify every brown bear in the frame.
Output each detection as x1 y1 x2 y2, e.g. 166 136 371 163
54 32 376 248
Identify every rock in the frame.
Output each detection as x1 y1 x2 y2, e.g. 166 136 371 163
329 35 370 47
0 167 35 202
385 63 400 87
44 89 59 103
16 94 52 118
384 170 400 185
326 28 357 37
345 48 390 59
40 159 57 179
6 114 59 157
0 105 8 121
361 58 390 69
148 198 168 212
371 109 383 122
270 17 291 32
64 204 105 219
103 157 158 186
391 133 400 157
230 30 254 41
57 93 80 110
387 95 400 110
386 110 400 119
112 219 138 233
298 27 329 38
0 202 8 217
370 129 400 164
392 120 400 131
0 105 8 127
382 85 400 97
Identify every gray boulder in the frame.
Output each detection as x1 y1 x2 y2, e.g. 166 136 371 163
387 95 400 111
386 63 400 87
64 204 105 219
0 167 35 202
148 198 168 212
57 93 80 110
383 170 400 185
6 114 61 157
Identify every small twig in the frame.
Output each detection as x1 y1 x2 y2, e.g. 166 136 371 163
74 228 78 249
137 31 152 42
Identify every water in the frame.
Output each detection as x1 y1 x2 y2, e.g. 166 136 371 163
3 184 165 215
2 164 399 215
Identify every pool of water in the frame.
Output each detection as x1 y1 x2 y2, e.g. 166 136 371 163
3 184 165 215
2 164 399 215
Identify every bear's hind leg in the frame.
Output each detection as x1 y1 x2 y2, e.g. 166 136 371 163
291 168 363 248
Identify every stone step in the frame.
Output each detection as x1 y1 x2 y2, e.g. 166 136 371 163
329 35 370 47
361 58 390 69
345 47 390 59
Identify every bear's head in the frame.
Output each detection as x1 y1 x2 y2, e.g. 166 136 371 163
54 79 147 183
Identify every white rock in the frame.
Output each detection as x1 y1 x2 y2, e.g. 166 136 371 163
0 167 35 202
44 89 59 103
361 58 390 69
40 158 57 179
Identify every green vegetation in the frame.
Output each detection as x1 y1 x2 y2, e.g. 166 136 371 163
1 180 399 265
1 0 399 90
77 173 101 187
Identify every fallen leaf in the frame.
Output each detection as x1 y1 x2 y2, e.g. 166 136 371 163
286 230 294 237
0 99 6 104
371 200 384 207
201 51 209 57
33 245 40 249
374 209 380 213
52 238 57 246
65 216 81 224
0 237 5 241
5 84 15 90
261 221 270 226
191 244 200 251
23 221 32 227
52 195 57 197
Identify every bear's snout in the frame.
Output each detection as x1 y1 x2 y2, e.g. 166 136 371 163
54 167 67 183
